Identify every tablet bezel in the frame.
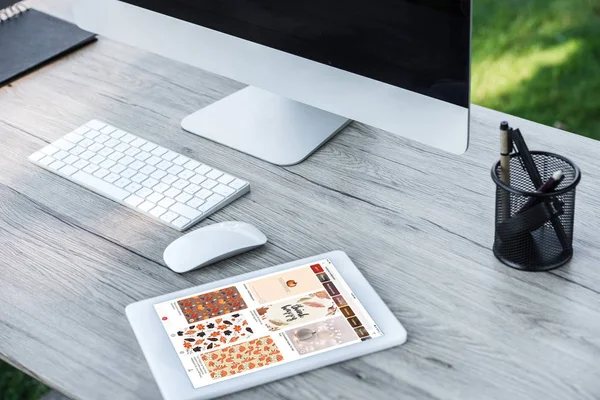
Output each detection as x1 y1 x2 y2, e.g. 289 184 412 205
126 250 407 400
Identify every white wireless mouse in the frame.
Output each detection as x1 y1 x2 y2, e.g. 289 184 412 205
163 221 267 273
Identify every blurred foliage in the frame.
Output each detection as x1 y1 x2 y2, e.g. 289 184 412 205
0 361 48 400
472 0 600 139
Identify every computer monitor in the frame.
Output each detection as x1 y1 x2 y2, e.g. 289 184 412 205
74 0 471 165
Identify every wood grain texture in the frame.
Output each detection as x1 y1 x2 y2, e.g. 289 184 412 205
1 1 600 399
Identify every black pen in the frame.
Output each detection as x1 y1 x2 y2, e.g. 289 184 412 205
517 170 564 214
512 130 570 251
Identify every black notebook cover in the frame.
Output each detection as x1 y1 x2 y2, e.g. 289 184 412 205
0 7 97 87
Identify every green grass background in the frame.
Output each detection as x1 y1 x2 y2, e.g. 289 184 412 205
1 1 599 399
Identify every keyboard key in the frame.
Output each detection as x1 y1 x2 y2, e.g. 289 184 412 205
129 160 145 171
156 160 173 170
172 216 191 229
172 179 189 190
173 155 189 166
175 193 193 203
64 132 84 143
80 150 95 160
114 143 130 152
53 150 69 160
49 160 66 170
161 174 178 185
125 182 143 193
135 151 151 161
178 169 195 181
63 155 79 165
229 179 246 190
153 182 170 194
124 147 140 157
149 206 167 218
151 170 167 180
163 151 178 161
71 172 129 200
194 165 211 175
130 138 147 148
218 174 235 185
195 188 213 199
138 201 156 212
124 194 144 207
205 193 225 204
183 183 201 195
95 134 110 144
142 177 159 188
119 155 135 166
104 138 120 148
183 160 201 171
99 160 116 170
86 120 106 130
206 169 223 180
121 133 136 143
108 151 124 161
73 159 89 169
84 130 101 139
100 125 116 135
146 192 164 204
114 177 131 188
163 187 181 199
141 142 157 152
110 163 127 174
124 173 141 183
213 183 235 197
136 187 153 199
53 139 76 151
104 173 120 183
131 173 148 183
158 197 176 209
78 138 94 148
88 142 103 153
89 155 106 165
110 129 127 139
190 174 207 185
160 211 179 223
59 165 78 176
83 164 99 174
187 197 205 209
170 202 202 220
70 146 86 156
98 147 114 157
39 156 55 166
93 168 110 178
151 146 168 156
200 179 218 190
146 155 162 166
74 125 90 135
167 165 184 175
139 165 156 175
41 145 59 156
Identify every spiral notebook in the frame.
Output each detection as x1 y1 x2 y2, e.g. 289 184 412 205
0 2 96 87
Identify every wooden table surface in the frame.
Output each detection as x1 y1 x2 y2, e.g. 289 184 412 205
1 1 600 399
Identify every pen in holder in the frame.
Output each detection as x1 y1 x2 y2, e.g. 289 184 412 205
491 151 581 271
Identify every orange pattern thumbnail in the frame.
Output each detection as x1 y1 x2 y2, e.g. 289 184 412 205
201 336 284 379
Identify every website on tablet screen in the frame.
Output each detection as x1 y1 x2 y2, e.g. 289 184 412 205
154 258 383 388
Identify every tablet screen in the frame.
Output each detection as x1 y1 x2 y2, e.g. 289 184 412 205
154 258 383 388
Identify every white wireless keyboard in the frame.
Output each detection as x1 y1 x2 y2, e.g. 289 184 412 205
28 120 250 231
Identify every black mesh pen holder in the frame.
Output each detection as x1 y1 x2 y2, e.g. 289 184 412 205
491 151 581 271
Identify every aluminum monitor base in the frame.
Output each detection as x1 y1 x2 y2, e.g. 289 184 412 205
181 87 351 166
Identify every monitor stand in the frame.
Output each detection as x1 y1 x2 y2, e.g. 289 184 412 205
181 86 351 166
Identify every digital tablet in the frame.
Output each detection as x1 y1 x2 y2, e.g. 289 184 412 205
126 250 407 400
